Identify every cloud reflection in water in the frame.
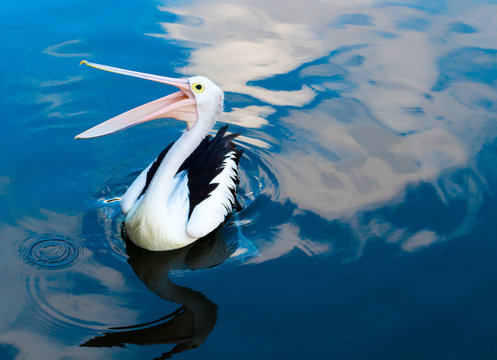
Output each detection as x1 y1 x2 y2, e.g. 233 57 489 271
152 0 497 258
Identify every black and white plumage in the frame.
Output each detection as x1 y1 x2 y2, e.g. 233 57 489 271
76 61 243 251
121 126 242 250
140 126 242 217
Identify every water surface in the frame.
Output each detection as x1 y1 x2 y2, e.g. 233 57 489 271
2 0 497 359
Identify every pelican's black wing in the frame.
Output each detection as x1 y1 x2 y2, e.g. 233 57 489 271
142 125 243 219
180 125 243 217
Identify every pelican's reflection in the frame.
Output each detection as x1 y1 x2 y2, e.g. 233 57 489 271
81 230 236 358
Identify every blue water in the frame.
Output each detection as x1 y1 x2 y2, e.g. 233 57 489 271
2 0 497 359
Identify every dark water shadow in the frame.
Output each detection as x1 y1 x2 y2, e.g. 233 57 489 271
80 229 236 359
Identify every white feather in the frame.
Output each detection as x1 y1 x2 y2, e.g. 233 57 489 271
125 170 195 250
121 162 153 214
187 151 238 238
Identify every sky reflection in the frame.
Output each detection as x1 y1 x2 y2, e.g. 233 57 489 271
2 0 497 358
152 0 497 258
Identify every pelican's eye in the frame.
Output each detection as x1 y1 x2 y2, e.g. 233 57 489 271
192 83 204 93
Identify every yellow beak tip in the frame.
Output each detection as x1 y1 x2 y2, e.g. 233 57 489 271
79 60 88 66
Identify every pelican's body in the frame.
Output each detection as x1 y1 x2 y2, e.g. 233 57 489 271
122 125 242 250
76 63 242 251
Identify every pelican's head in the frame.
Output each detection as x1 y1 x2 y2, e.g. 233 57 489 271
75 61 224 139
186 75 224 128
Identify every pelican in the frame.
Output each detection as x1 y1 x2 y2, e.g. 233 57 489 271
76 61 243 251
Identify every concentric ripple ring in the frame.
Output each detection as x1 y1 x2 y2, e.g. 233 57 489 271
22 236 82 270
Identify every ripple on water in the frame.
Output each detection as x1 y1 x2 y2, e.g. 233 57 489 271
237 148 278 203
17 263 122 343
21 236 83 271
95 200 129 262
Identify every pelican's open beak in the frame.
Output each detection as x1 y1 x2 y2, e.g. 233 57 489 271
75 61 197 139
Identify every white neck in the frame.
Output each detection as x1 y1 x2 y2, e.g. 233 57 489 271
144 115 215 202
